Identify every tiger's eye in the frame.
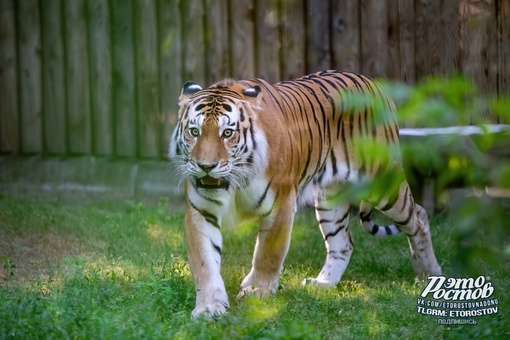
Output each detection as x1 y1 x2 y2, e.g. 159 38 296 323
222 129 234 139
189 128 200 138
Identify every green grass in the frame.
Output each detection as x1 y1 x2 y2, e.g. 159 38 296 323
0 193 508 339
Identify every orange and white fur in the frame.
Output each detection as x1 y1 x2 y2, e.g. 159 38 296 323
169 71 441 319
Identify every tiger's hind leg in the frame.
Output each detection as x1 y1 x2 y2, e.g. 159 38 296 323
376 181 442 276
307 202 353 286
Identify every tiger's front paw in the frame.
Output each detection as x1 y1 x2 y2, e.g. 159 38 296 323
238 270 279 299
191 302 228 320
236 285 277 299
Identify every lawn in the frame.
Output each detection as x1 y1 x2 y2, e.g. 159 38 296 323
0 193 508 339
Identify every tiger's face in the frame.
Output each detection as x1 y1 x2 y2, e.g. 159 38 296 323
169 80 266 191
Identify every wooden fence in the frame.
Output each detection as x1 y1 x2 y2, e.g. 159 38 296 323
0 0 509 159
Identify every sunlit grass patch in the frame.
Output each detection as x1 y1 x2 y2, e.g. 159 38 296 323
239 295 284 321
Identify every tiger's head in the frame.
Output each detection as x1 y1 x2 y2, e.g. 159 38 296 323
169 79 268 191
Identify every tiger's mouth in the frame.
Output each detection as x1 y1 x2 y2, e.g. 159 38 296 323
196 175 229 190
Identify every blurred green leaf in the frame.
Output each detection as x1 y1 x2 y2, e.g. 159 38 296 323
378 76 510 274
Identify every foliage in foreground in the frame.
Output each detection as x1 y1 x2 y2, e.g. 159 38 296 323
0 194 508 339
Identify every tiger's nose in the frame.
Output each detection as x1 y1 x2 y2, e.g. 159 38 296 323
197 162 218 173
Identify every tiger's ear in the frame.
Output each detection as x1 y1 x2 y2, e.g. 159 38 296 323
241 85 262 108
179 81 202 103
242 85 261 98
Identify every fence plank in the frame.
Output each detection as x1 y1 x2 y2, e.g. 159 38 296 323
360 0 388 77
280 0 305 80
88 0 113 156
499 0 510 97
281 0 306 80
205 0 230 84
438 1 460 75
182 0 206 85
459 0 498 123
0 0 19 154
230 0 256 79
416 1 461 80
111 0 136 157
386 0 400 80
459 0 496 94
17 0 42 154
415 0 441 80
64 0 91 154
306 0 331 72
134 0 160 158
255 0 280 83
331 0 360 73
41 0 66 155
397 0 415 84
159 0 182 158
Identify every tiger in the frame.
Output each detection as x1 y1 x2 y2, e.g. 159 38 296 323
168 70 442 319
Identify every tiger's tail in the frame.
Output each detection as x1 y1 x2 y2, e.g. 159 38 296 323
359 202 401 237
